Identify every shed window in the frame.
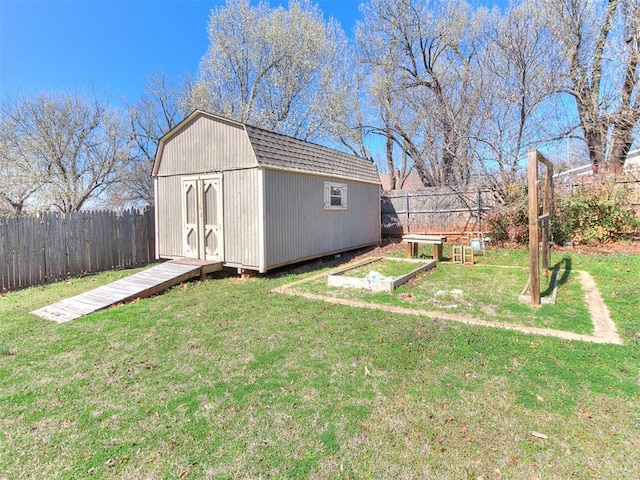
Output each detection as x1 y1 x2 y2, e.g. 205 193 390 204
324 181 348 210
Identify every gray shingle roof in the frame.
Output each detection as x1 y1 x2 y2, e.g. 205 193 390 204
244 125 380 184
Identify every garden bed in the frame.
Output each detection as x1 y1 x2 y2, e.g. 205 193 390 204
298 260 593 335
326 257 436 293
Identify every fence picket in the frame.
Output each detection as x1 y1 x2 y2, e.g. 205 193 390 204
381 188 495 236
0 208 155 292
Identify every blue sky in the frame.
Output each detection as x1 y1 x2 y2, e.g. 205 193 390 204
0 0 365 103
1 0 506 104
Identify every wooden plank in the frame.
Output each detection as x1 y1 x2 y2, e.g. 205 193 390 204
401 234 447 243
433 243 442 262
92 211 101 272
45 212 56 283
42 213 50 284
27 216 35 286
71 212 79 275
542 159 553 274
129 209 137 266
201 262 224 275
121 210 129 267
31 261 220 323
8 215 16 289
391 260 436 289
62 212 71 279
528 150 540 305
35 215 45 285
82 211 90 273
105 211 112 270
17 215 24 288
52 213 60 282
123 210 133 267
5 216 12 289
0 217 6 290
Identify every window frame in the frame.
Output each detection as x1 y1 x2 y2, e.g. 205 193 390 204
323 181 348 211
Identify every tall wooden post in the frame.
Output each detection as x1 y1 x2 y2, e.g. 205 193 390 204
528 150 541 305
541 169 550 275
541 162 553 275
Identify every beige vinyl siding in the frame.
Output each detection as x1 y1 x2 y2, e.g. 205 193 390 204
263 169 380 269
156 175 183 257
156 115 257 176
153 112 381 270
156 171 261 266
222 169 260 269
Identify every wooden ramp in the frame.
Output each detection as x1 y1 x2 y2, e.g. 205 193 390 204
31 260 222 323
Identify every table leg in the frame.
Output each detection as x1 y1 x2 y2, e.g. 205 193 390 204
405 242 413 258
434 244 442 262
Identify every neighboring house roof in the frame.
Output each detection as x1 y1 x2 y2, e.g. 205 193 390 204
552 149 640 176
379 170 424 191
625 148 640 171
553 163 593 179
153 110 380 184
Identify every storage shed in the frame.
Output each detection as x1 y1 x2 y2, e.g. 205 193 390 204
152 110 381 273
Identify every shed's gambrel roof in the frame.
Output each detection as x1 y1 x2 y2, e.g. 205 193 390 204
153 110 380 184
244 125 380 184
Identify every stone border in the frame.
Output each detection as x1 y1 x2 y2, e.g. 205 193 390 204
272 264 623 345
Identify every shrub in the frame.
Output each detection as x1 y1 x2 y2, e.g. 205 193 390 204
485 180 638 246
553 184 638 245
484 183 529 243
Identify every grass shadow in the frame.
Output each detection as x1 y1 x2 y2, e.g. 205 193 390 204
554 255 572 287
540 255 572 297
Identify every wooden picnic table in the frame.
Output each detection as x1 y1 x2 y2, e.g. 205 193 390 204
402 234 447 262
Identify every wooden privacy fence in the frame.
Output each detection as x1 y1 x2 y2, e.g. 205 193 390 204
381 188 496 236
0 208 155 292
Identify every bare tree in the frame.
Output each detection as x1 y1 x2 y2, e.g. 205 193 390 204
0 116 48 215
124 72 186 206
186 0 352 142
312 48 372 158
545 0 640 170
0 92 131 212
475 0 565 199
357 0 488 187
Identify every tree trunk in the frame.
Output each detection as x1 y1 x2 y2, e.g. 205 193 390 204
386 125 396 190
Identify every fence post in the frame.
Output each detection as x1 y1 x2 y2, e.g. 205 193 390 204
405 191 410 233
476 189 482 234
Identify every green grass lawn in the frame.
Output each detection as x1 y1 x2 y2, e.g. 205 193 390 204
333 257 429 279
1 248 639 479
296 254 592 334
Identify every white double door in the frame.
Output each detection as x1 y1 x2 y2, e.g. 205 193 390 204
182 175 223 261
